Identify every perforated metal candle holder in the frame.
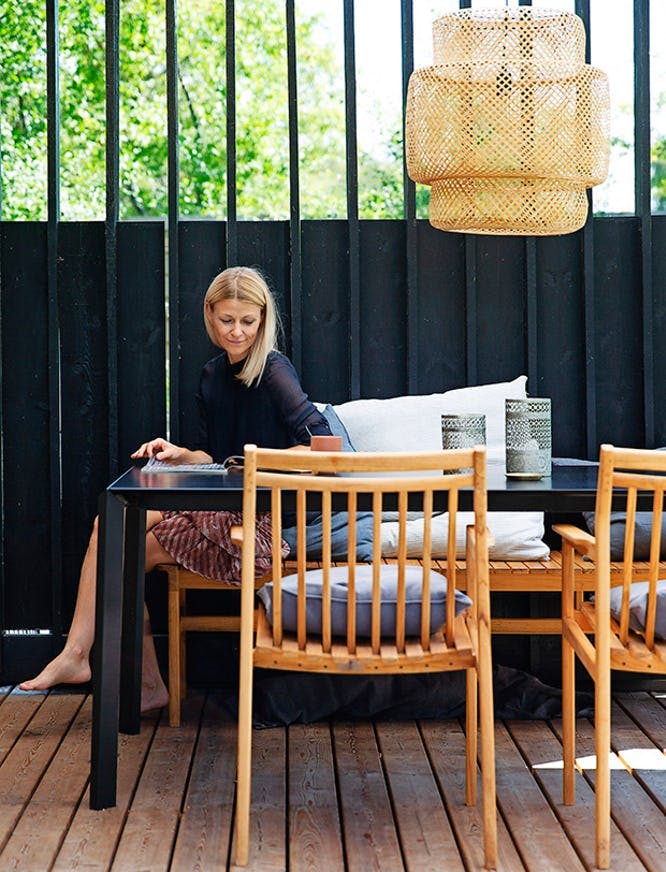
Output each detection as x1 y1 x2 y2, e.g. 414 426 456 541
505 398 552 479
442 414 486 473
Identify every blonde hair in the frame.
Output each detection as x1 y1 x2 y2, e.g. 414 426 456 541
203 266 281 387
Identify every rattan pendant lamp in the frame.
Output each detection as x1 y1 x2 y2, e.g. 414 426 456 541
405 6 610 235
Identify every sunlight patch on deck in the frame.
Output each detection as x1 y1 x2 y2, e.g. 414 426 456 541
617 747 666 771
533 753 626 771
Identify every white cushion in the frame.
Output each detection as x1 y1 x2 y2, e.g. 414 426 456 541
322 377 548 561
380 511 549 560
332 375 527 466
608 580 666 641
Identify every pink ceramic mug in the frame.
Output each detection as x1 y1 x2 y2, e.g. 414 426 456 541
310 434 343 451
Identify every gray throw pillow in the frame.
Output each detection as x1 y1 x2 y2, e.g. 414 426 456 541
257 563 472 638
608 580 666 641
583 511 666 561
320 404 356 452
582 446 666 561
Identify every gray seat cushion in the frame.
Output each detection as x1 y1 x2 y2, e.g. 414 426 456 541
584 511 666 561
257 563 472 638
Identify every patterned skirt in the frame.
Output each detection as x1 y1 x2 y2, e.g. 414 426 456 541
151 510 287 585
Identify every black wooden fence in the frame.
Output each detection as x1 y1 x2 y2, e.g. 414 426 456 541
0 0 663 684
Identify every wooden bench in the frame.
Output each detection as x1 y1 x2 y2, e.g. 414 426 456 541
438 551 666 635
159 551 666 724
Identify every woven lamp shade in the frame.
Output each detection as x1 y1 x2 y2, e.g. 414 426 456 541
405 7 610 235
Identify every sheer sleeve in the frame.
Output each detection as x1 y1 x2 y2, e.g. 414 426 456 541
191 388 210 453
264 354 332 444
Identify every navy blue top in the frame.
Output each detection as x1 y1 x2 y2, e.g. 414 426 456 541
192 350 331 462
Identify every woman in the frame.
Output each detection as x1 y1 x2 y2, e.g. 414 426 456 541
20 266 332 710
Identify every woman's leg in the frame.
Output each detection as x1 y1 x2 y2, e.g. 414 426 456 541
139 529 175 711
20 511 174 712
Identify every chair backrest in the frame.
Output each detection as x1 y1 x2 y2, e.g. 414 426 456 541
594 444 666 651
239 444 488 657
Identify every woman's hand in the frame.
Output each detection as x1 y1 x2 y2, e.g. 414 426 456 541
131 438 187 463
131 438 213 465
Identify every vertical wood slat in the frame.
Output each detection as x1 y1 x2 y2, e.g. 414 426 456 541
576 0 597 459
46 0 62 647
226 0 238 266
465 237 478 385
0 203 3 652
343 0 360 399
105 0 120 477
285 0 302 373
166 0 180 445
346 492 357 653
526 239 538 391
634 0 654 447
401 0 418 394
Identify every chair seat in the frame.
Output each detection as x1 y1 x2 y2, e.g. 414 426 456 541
160 563 267 727
578 601 666 672
253 605 476 672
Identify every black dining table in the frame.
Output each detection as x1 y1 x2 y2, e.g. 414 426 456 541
90 457 622 809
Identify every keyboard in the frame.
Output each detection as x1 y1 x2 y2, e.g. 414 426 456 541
141 457 232 474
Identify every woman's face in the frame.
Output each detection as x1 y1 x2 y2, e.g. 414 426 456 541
209 298 263 364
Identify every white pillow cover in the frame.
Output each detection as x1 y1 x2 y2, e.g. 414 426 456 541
315 376 549 561
380 511 548 560
332 374 527 466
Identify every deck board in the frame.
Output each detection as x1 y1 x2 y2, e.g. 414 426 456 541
170 697 236 871
288 723 345 872
53 723 158 870
112 696 204 870
420 718 524 871
333 721 404 872
0 686 662 870
1 695 92 870
376 720 465 871
506 717 646 870
551 714 666 871
0 692 84 854
493 722 586 871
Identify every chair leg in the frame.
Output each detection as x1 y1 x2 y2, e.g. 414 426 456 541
561 546 576 806
234 609 255 865
167 579 181 728
477 634 497 869
465 667 478 807
562 631 576 805
179 589 187 698
595 666 611 869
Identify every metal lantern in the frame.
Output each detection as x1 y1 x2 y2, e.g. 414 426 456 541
405 7 610 235
441 414 486 474
505 398 552 479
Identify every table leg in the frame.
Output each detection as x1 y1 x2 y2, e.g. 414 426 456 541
90 491 124 809
119 505 146 733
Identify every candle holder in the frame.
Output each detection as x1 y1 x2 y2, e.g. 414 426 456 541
441 413 486 473
505 398 552 479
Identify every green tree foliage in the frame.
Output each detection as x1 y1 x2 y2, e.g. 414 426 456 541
0 0 48 218
0 0 406 221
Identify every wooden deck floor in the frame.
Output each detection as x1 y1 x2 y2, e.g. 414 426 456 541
0 686 663 871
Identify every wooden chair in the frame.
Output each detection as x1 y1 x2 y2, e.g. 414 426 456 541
554 445 666 869
233 444 497 869
159 564 265 727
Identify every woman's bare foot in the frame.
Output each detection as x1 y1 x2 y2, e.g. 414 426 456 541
141 674 169 714
19 645 91 691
